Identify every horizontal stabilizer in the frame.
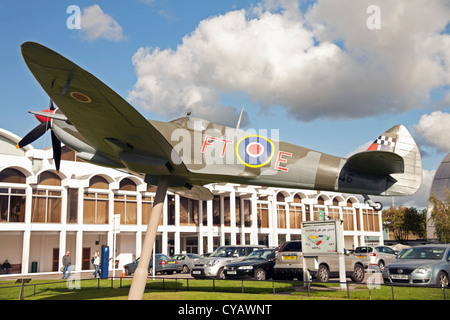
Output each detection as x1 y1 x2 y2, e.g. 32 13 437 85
170 185 214 201
346 151 404 175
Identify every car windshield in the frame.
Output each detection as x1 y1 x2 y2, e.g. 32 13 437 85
399 247 446 260
355 247 373 253
210 247 235 257
244 250 274 260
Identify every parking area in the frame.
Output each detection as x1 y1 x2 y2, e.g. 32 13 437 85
0 268 382 285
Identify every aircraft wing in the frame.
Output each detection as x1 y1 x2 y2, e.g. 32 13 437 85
21 42 185 176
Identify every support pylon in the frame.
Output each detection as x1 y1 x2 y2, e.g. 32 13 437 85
128 175 170 300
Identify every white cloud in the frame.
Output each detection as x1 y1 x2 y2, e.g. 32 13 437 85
129 0 450 124
80 4 126 42
414 111 450 153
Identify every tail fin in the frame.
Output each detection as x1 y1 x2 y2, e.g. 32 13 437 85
344 125 422 196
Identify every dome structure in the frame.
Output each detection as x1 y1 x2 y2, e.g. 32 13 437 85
429 153 450 200
427 153 450 239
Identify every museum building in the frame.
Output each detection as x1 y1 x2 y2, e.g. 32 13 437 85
0 128 382 275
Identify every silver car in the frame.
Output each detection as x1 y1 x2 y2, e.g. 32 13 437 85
191 245 264 279
354 246 397 271
171 253 201 273
383 244 450 287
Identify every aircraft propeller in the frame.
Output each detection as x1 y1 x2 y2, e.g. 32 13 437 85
16 100 62 172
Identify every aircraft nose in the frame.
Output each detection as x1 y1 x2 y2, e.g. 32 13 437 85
35 109 54 123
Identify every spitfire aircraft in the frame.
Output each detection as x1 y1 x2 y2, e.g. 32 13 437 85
18 42 422 298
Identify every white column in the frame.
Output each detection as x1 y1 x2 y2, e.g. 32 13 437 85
75 230 83 272
175 195 180 254
230 192 236 245
207 200 213 252
220 195 225 246
59 229 66 271
250 193 258 245
198 200 203 255
22 230 31 274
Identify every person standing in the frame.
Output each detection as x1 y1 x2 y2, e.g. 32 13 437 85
62 251 71 279
92 251 100 278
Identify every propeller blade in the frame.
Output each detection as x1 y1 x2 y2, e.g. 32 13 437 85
16 122 49 149
49 100 55 110
51 130 61 173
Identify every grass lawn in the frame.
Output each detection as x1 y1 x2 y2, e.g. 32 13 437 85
0 278 447 300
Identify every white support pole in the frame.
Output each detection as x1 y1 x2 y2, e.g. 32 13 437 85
128 175 169 300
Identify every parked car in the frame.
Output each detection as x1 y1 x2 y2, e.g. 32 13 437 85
124 254 178 275
171 253 201 273
383 244 450 287
191 245 265 279
308 252 365 283
354 246 397 271
273 240 365 282
273 241 303 280
224 248 277 280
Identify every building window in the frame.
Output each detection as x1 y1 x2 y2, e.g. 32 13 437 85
167 195 175 225
223 197 230 227
83 192 109 224
180 197 199 226
257 201 269 228
0 188 26 222
343 208 354 231
83 176 110 224
289 204 302 229
67 188 78 223
276 193 287 229
213 196 220 226
243 199 251 227
0 168 26 184
114 178 137 225
362 209 379 232
142 194 155 224
328 207 340 220
31 189 62 223
31 171 62 223
114 194 137 224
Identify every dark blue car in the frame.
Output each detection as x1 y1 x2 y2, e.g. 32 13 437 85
223 248 277 280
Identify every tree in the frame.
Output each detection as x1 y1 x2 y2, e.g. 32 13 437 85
428 191 450 243
382 206 427 243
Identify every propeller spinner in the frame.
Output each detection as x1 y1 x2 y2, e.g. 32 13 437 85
16 101 62 173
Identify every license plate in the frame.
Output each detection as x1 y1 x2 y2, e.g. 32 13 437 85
283 256 296 260
391 274 408 280
357 255 366 259
168 261 175 264
192 270 201 275
227 271 237 275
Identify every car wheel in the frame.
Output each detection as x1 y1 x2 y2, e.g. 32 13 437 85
377 260 385 272
125 266 131 276
217 267 225 280
148 266 153 275
254 268 266 281
317 265 330 282
182 265 189 274
351 264 365 283
437 271 449 287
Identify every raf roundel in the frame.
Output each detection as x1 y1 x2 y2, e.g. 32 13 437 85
70 91 92 103
236 135 275 168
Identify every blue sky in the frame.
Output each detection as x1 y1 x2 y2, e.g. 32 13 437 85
1 0 449 208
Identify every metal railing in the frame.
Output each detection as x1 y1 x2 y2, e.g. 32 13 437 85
0 275 447 300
